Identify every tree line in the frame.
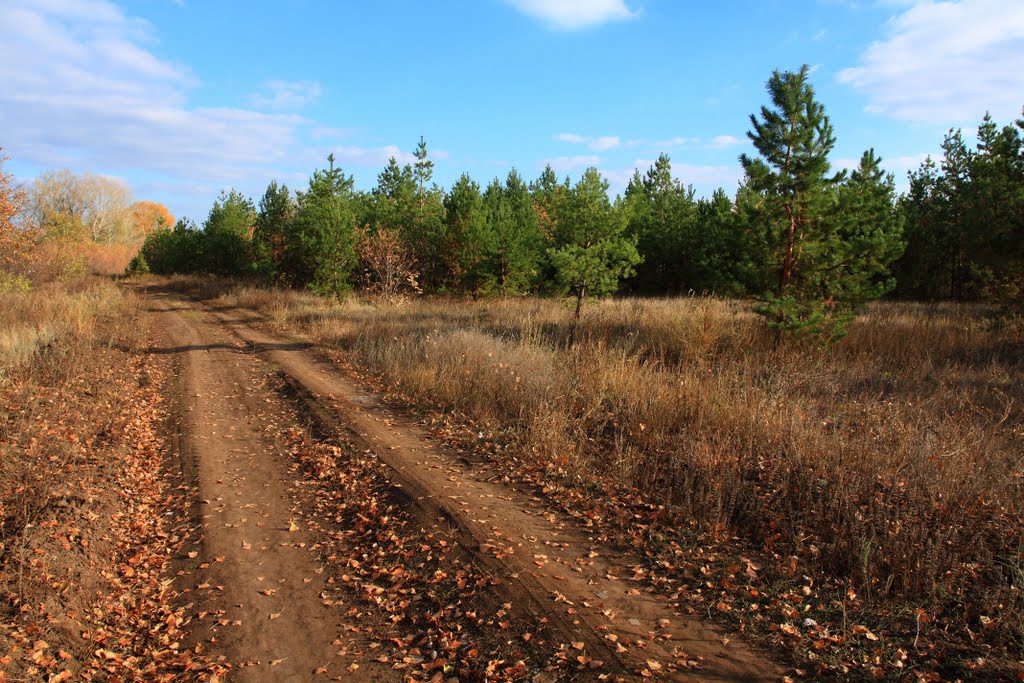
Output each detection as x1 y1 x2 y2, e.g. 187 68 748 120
0 163 173 287
130 65 1022 338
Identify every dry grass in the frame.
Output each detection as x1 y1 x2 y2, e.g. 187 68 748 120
0 279 136 378
157 275 1024 668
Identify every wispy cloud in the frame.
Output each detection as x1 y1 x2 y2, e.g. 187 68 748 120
707 134 743 149
542 155 603 173
838 0 1024 123
332 145 415 167
631 159 741 186
0 0 425 217
504 0 635 30
248 80 322 110
649 136 700 148
0 1 300 184
555 132 621 151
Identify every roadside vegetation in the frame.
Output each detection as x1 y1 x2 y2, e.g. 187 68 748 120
0 280 223 681
160 276 1024 680
0 154 220 680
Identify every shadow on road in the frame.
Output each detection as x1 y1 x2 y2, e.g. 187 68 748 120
143 341 315 355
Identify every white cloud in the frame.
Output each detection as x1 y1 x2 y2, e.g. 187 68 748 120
0 1 303 185
505 0 635 30
249 80 322 110
309 125 356 140
555 132 587 144
329 144 450 168
543 155 603 173
650 136 700 148
589 135 620 151
631 159 740 187
838 0 1024 123
333 145 415 167
0 0 418 218
708 134 742 148
555 132 622 151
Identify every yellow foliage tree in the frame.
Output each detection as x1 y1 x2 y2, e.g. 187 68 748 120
128 201 175 242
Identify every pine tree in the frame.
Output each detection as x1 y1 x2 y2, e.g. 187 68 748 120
741 65 892 340
370 158 418 235
530 164 568 246
692 188 755 295
897 110 1024 304
828 150 905 314
966 112 1024 302
484 170 544 296
622 154 697 293
407 138 446 290
936 129 972 299
253 181 295 281
443 173 493 296
202 189 255 275
548 168 641 321
290 154 357 298
894 156 943 298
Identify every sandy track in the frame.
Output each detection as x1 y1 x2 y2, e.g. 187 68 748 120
152 293 396 682
152 288 780 682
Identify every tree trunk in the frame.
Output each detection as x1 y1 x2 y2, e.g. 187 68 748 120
780 205 797 293
569 286 585 349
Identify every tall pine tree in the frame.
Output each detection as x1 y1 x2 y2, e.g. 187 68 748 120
484 170 544 296
741 65 899 340
253 180 295 281
290 154 358 299
622 154 697 293
202 189 255 275
443 174 493 296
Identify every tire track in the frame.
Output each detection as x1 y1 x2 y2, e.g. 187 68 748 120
164 290 781 682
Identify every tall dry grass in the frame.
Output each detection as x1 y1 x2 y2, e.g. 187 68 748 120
0 279 138 380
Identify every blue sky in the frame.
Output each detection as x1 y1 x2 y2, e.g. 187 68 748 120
2 0 1023 222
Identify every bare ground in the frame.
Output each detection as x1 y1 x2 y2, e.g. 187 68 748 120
148 287 782 682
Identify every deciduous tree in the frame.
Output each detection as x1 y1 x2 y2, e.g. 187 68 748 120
0 148 34 288
128 201 175 242
30 170 132 244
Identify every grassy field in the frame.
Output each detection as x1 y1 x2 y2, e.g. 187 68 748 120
163 275 1023 677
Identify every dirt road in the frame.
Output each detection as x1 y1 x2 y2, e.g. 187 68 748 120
149 288 781 682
